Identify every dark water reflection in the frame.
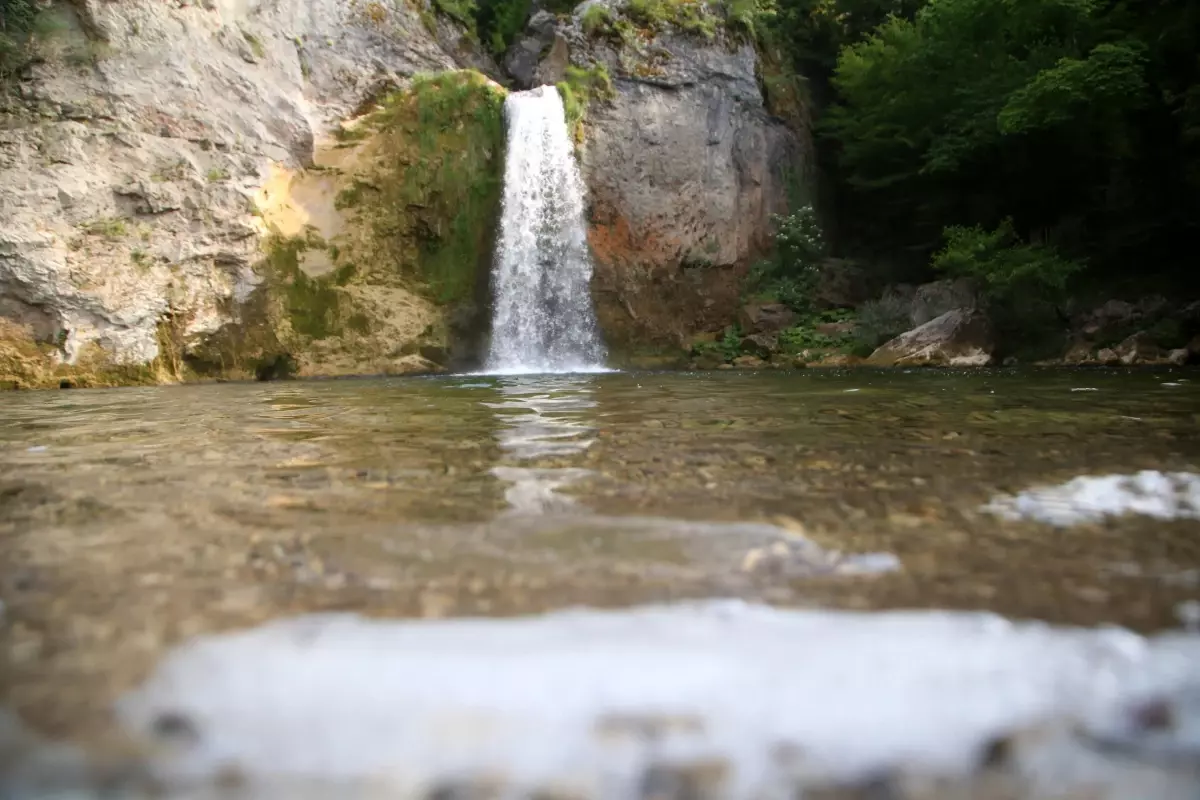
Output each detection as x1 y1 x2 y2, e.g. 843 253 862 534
1 367 1199 740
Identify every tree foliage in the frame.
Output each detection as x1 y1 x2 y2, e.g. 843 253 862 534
932 219 1083 300
761 0 1198 302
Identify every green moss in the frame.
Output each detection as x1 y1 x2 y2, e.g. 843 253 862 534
581 4 614 36
206 166 229 182
241 29 266 59
556 63 614 140
431 0 478 28
343 70 506 306
262 234 348 340
625 0 718 39
82 217 128 239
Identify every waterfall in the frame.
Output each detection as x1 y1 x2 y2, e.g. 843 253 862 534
485 86 607 375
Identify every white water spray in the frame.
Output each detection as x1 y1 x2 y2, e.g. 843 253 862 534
485 86 607 374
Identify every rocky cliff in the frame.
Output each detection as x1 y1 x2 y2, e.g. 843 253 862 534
0 0 812 387
506 0 811 357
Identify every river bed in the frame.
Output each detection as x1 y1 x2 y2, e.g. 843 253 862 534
2 367 1199 796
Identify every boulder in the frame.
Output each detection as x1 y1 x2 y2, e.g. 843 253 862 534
814 321 857 338
1080 300 1137 339
814 258 871 309
502 10 559 88
910 278 978 327
732 355 764 369
866 309 995 367
1137 294 1169 319
1114 331 1161 365
738 303 796 335
1097 348 1120 366
739 333 779 358
811 353 862 367
1062 339 1094 365
1168 348 1189 366
692 352 726 370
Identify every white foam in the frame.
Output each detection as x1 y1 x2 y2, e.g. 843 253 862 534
118 600 1200 795
982 470 1200 526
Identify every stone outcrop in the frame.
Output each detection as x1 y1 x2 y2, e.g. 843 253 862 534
2 0 814 386
738 302 796 335
505 0 812 350
0 0 498 387
909 278 978 327
866 309 995 367
1114 331 1162 365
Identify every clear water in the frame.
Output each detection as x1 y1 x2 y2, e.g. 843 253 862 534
2 368 1200 794
486 87 606 374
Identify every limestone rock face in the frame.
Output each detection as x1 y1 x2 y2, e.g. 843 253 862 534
508 1 812 349
867 309 996 367
0 0 492 381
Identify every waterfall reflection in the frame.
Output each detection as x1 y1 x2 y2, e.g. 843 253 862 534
483 375 597 514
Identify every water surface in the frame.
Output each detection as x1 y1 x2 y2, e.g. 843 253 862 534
2 367 1199 743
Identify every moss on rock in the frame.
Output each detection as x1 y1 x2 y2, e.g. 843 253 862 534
335 70 507 307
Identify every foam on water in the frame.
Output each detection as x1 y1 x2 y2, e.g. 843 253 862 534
983 470 1200 526
117 600 1200 796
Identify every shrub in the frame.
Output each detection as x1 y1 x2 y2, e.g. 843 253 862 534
744 205 825 314
932 218 1083 302
854 294 910 350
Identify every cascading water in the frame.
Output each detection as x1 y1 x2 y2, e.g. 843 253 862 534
485 86 607 374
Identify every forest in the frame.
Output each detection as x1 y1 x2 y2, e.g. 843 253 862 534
762 0 1198 348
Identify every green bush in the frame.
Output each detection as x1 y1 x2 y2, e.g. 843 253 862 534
1 0 46 79
744 205 825 314
932 219 1083 302
853 294 910 350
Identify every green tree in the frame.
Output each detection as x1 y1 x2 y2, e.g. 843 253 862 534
818 0 1198 294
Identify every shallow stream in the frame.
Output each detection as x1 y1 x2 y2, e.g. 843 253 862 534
2 367 1199 796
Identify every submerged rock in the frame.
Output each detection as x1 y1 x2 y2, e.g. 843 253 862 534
866 309 995 367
